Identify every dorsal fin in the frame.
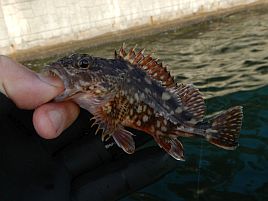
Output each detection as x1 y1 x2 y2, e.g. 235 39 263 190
175 83 206 123
115 44 206 123
115 44 175 87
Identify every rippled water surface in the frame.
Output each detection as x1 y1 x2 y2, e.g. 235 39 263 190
23 5 268 201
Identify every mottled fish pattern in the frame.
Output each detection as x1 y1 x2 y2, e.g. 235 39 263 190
43 44 243 160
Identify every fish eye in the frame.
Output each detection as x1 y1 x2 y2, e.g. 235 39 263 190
78 58 90 68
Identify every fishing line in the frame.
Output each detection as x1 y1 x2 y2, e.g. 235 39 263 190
196 138 204 201
194 13 220 199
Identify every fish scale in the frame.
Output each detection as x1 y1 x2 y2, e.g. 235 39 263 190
108 94 178 143
43 44 243 161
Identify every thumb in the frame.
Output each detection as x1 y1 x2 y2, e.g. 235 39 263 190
0 56 64 109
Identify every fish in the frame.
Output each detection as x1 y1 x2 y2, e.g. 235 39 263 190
43 44 243 161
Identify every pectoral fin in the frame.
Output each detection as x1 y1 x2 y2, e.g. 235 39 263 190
112 128 135 154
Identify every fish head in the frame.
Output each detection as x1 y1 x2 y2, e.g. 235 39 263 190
42 53 102 101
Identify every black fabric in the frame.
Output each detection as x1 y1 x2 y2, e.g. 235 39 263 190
0 93 179 201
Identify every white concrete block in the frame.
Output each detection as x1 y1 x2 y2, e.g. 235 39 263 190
0 0 263 55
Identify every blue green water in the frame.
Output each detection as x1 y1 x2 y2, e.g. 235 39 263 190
23 5 268 201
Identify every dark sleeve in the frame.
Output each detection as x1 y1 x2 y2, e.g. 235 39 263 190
0 93 178 201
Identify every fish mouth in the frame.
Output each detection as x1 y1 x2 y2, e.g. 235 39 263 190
43 69 62 80
42 63 65 80
42 65 80 102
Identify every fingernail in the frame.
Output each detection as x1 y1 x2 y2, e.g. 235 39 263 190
37 73 64 88
48 110 64 136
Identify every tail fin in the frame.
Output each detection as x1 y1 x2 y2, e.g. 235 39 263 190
205 106 243 150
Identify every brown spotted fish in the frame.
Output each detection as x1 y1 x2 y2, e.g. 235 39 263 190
43 44 243 160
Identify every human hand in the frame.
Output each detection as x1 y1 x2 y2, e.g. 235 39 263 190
0 55 79 138
0 56 179 201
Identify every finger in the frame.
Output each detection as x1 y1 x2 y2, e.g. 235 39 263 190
0 55 64 109
33 101 80 139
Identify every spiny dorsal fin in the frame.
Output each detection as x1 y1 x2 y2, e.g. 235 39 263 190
116 44 206 123
175 83 206 123
116 44 175 87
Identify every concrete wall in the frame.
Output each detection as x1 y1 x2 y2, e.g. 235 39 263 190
0 2 9 54
0 0 264 55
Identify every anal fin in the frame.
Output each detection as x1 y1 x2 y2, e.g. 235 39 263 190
154 136 185 161
112 128 135 154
